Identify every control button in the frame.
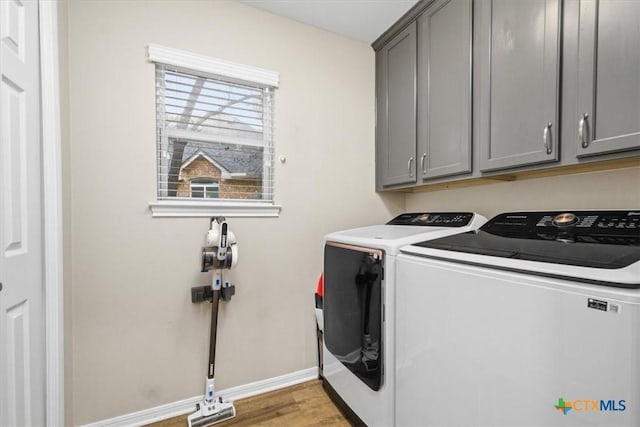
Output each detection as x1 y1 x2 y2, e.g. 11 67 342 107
553 213 579 227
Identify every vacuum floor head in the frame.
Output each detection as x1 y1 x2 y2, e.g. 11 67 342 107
188 401 236 427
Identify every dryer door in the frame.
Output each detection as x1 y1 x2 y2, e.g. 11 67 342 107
324 242 383 391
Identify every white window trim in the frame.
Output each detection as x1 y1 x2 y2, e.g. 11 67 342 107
40 1 64 424
147 44 280 88
149 200 281 218
147 44 280 218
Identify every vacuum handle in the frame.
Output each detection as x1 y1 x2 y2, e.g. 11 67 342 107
208 289 221 379
216 222 228 261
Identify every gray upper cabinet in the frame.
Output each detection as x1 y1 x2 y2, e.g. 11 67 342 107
377 22 417 187
477 0 561 172
417 0 472 179
374 0 638 192
575 0 640 157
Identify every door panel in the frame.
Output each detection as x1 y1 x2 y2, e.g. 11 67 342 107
6 300 32 427
478 0 560 171
378 23 417 187
1 75 27 255
417 0 472 179
577 0 640 156
0 0 45 425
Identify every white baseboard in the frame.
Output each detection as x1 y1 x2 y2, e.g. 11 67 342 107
82 367 319 427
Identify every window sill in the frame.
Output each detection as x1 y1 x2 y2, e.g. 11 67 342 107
149 200 281 218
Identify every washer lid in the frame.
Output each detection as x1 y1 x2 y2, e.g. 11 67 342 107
325 212 487 254
405 210 640 287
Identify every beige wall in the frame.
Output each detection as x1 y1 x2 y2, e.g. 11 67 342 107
64 0 402 424
406 167 640 217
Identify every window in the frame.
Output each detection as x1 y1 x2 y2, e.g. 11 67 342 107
190 178 219 199
147 44 280 217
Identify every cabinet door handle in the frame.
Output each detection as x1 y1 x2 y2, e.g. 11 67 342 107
408 156 414 177
420 153 427 175
543 123 553 155
579 113 590 148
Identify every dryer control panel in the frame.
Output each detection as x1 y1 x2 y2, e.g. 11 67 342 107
387 212 474 227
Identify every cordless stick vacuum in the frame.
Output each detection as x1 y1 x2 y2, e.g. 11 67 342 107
188 217 238 427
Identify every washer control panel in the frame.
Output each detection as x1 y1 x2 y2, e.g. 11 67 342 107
535 212 640 230
483 211 640 245
387 212 474 227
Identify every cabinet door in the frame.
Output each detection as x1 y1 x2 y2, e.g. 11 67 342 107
478 0 561 172
377 23 417 187
417 0 472 179
576 0 640 157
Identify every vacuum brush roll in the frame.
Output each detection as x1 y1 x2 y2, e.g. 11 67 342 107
188 402 236 427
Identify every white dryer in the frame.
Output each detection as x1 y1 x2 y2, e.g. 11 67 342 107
322 212 487 426
396 210 640 426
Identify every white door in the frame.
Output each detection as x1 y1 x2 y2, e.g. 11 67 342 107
0 1 46 426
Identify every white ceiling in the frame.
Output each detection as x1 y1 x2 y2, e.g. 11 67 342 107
238 0 420 44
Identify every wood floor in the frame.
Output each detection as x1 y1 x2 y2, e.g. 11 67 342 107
145 380 351 427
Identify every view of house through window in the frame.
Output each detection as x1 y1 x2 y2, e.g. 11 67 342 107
156 64 274 202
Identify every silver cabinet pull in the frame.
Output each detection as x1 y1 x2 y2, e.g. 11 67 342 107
543 123 553 155
579 113 590 148
408 156 414 177
420 153 427 175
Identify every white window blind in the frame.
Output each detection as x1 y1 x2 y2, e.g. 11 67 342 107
155 62 276 204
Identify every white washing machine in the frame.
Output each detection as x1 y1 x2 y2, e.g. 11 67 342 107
396 210 640 426
322 212 487 426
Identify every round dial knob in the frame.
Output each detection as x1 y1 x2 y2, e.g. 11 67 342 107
417 214 430 223
553 212 578 227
